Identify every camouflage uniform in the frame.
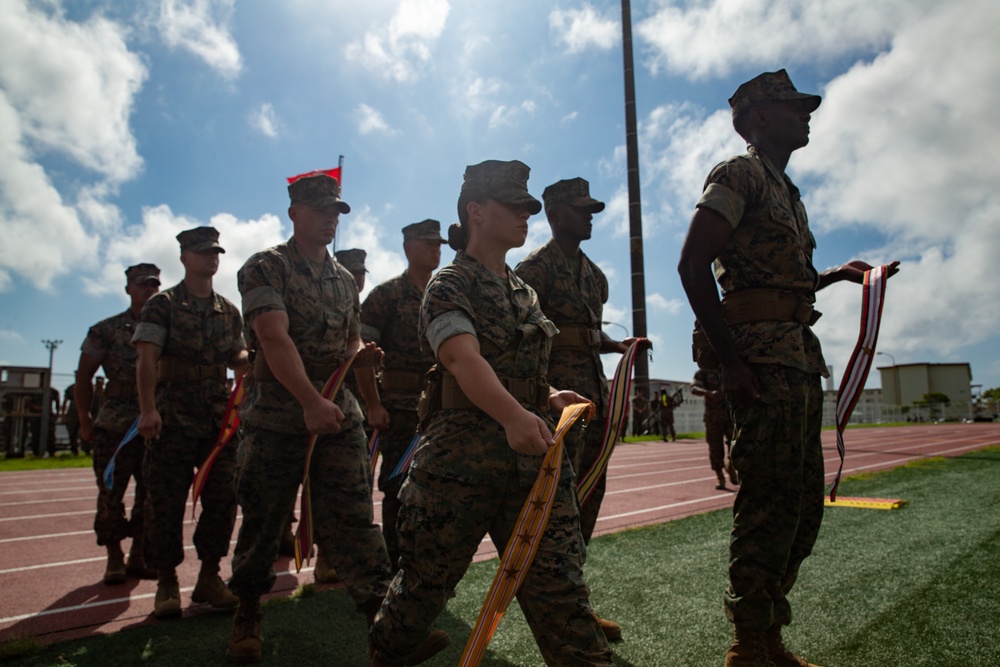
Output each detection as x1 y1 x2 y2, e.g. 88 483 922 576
371 248 613 666
361 269 435 566
696 71 827 630
516 238 610 542
229 237 391 610
82 310 146 546
695 370 734 473
132 280 245 570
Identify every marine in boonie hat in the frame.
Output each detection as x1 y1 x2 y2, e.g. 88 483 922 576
728 69 821 118
542 178 605 213
335 248 367 274
402 219 447 243
125 263 161 285
288 173 351 214
460 160 541 215
176 226 225 253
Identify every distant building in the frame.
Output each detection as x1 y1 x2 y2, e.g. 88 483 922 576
878 362 973 419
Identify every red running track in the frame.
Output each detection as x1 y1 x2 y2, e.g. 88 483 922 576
1 423 997 646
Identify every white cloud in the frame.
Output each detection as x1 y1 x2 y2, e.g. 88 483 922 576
488 100 536 129
158 0 242 79
0 1 144 290
637 0 916 79
561 111 579 124
550 5 619 54
84 205 287 305
356 103 398 136
0 330 23 343
336 206 408 300
248 103 279 138
648 293 683 315
344 0 450 83
639 0 1000 379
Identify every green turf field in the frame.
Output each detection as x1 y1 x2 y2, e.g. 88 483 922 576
3 446 998 666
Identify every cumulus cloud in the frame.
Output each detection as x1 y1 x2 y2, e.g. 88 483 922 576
0 330 24 343
336 206 408 301
344 0 450 83
356 103 398 136
638 0 1000 376
84 205 288 304
159 0 242 79
550 5 619 54
648 293 683 315
488 100 536 129
248 103 279 138
637 0 916 79
0 1 145 290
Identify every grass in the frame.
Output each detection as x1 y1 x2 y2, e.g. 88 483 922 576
3 446 1000 666
0 452 92 472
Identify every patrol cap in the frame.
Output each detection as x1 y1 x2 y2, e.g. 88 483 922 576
542 177 605 213
335 248 367 273
460 160 541 215
125 263 161 285
728 69 821 118
402 219 446 243
176 226 225 253
288 173 351 214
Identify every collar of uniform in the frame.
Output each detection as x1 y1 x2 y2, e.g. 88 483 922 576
542 237 591 280
455 250 516 291
287 236 335 277
173 279 224 313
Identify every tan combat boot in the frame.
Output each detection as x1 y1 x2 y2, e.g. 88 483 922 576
593 610 623 642
103 543 127 585
153 569 182 619
725 625 777 667
191 559 239 609
227 597 263 664
313 548 341 584
766 625 824 667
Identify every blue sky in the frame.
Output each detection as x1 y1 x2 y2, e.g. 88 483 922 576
1 0 998 399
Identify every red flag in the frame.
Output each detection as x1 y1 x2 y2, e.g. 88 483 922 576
286 167 341 185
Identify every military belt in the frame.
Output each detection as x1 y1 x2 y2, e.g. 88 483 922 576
721 289 822 326
551 326 601 350
103 380 138 399
157 358 227 382
440 371 549 410
251 349 344 383
380 369 424 393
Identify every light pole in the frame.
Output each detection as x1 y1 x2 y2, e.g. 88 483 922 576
40 339 62 457
601 321 629 339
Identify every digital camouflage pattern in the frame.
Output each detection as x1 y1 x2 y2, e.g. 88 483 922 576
541 177 605 212
401 219 446 243
81 310 142 433
131 281 243 571
696 125 826 635
516 239 610 542
414 251 557 485
232 237 389 609
81 309 147 546
229 421 391 610
288 173 350 213
362 272 434 412
696 146 828 377
726 365 824 629
176 226 224 253
335 248 367 274
371 250 613 665
728 69 821 117
362 272 435 564
132 281 245 437
695 370 734 472
460 160 541 214
238 238 363 435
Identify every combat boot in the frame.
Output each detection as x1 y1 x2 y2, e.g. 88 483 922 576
153 569 182 619
725 625 777 667
103 543 127 585
766 625 824 667
593 610 623 642
313 548 341 584
192 559 239 609
227 596 263 664
124 537 157 579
